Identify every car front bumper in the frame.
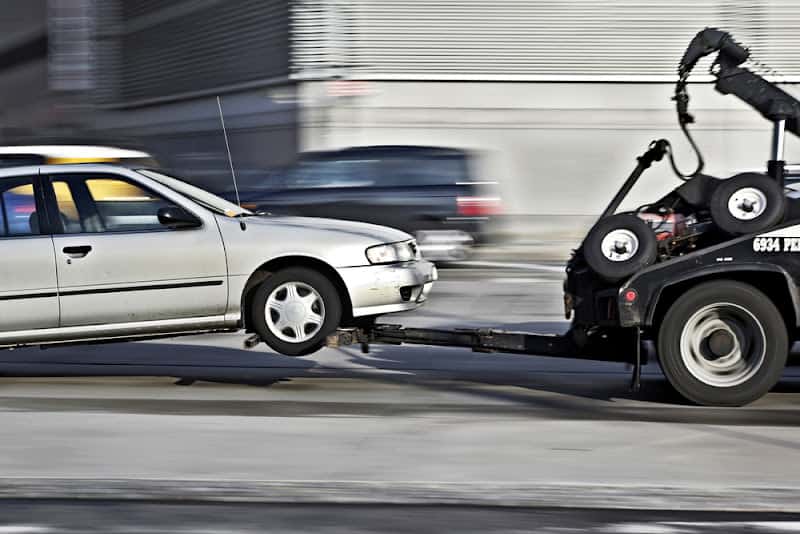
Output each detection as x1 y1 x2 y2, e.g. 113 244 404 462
338 260 438 317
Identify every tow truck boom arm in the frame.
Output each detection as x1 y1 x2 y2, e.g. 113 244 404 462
677 28 800 136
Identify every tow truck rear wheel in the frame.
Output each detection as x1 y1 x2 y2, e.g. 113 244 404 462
658 280 787 406
710 173 785 235
583 214 657 282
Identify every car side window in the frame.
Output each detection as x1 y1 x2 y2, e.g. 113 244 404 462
382 156 468 187
0 177 42 237
287 159 377 188
51 181 84 233
50 174 178 233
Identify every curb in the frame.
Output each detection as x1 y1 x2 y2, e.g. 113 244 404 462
0 479 798 512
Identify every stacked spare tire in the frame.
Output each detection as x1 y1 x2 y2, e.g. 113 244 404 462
583 173 787 282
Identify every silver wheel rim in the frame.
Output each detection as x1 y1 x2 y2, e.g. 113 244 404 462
266 282 325 343
600 229 639 262
679 303 766 388
728 187 767 221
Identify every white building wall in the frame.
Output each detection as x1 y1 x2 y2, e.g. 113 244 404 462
302 81 800 217
294 0 800 237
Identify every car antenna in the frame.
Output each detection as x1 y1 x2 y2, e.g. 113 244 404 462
216 95 246 230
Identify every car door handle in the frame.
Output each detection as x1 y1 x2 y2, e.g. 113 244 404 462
63 245 92 258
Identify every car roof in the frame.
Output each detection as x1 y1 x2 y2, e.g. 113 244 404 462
299 145 469 160
0 163 140 179
0 145 151 159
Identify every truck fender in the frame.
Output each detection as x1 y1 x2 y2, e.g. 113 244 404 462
624 263 800 328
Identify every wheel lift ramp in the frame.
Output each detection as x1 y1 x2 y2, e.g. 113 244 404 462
327 324 644 391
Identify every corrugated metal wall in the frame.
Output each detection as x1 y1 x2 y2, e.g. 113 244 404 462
120 0 168 20
98 0 291 107
293 0 800 81
48 0 95 92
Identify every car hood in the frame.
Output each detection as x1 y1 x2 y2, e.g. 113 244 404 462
215 214 415 272
243 215 412 243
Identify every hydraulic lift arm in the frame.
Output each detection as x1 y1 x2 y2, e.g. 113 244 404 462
677 28 800 182
677 27 800 132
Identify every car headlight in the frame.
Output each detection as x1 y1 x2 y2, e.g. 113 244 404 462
366 240 420 264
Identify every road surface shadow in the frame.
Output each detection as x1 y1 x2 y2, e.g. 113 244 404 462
0 321 798 423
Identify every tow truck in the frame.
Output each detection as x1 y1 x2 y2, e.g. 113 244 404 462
326 29 800 407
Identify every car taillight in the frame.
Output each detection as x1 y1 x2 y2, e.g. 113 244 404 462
456 196 502 217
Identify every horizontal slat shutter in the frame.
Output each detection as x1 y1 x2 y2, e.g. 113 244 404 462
293 0 800 81
98 0 291 105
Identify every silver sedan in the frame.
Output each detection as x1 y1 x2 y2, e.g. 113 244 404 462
0 165 437 355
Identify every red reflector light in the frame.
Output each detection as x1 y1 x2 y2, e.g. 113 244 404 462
624 290 638 303
457 196 502 216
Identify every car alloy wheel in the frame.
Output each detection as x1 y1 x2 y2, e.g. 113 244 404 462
265 281 325 343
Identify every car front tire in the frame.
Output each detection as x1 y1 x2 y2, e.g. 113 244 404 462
251 267 343 356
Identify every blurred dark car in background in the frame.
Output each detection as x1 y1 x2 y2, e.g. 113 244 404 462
238 146 501 262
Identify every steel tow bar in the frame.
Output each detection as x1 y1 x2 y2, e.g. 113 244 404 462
328 324 646 392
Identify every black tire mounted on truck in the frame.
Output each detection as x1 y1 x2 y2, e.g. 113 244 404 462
658 280 788 406
710 173 786 235
251 267 343 356
583 214 658 282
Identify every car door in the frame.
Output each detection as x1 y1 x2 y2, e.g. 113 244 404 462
45 171 228 327
0 173 59 332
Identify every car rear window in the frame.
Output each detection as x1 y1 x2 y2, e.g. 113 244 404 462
0 178 41 237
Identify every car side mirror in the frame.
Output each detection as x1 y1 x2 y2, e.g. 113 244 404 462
158 206 201 229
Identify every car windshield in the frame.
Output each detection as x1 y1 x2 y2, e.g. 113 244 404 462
137 169 252 217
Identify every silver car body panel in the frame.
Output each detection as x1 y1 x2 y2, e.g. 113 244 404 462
0 236 60 332
0 316 234 348
215 214 427 318
338 262 438 316
215 214 412 272
0 164 436 346
53 230 228 326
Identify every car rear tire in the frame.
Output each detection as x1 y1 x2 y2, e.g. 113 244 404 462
251 267 342 356
710 173 785 235
583 214 657 282
657 280 787 406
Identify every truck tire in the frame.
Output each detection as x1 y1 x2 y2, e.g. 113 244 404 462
251 267 343 356
658 280 787 406
710 173 785 235
583 214 657 282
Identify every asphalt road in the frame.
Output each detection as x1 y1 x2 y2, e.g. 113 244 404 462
0 501 799 534
1 266 800 529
